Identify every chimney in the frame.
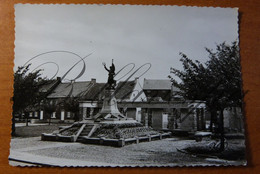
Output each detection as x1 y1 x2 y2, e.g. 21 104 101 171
91 78 96 83
134 77 139 83
57 77 61 82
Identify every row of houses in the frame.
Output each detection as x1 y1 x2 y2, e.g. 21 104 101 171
18 77 243 133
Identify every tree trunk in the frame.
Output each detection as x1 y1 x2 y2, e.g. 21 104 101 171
25 112 29 126
26 117 29 126
210 109 216 132
219 109 225 151
201 108 206 130
11 114 16 136
48 113 51 125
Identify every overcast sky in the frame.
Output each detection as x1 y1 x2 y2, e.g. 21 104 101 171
14 4 238 83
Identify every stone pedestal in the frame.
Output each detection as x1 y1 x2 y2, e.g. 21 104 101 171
100 89 121 115
94 89 131 121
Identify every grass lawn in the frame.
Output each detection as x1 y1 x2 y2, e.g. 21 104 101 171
13 124 70 138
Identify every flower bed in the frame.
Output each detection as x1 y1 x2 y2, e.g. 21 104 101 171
92 123 158 139
59 125 81 136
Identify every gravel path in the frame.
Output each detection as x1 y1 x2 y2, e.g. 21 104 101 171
10 137 246 166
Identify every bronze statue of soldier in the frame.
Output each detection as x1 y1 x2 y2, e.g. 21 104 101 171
102 59 116 89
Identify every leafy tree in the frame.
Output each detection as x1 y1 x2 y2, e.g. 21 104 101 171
206 42 242 151
169 52 218 130
63 97 79 121
12 64 47 135
43 100 57 125
206 42 242 110
169 41 242 151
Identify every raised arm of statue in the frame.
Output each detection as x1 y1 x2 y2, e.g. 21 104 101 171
102 62 109 72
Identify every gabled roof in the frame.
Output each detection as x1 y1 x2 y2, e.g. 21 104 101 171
143 79 172 90
143 79 179 92
82 80 136 101
47 81 93 98
114 81 136 100
82 83 106 100
47 80 137 101
39 79 59 93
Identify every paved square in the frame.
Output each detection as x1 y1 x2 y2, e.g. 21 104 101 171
9 137 246 167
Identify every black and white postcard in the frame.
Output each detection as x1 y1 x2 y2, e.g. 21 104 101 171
10 4 246 167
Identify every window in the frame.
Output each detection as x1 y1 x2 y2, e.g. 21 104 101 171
51 112 56 118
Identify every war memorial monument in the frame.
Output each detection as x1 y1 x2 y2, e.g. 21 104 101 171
41 60 171 147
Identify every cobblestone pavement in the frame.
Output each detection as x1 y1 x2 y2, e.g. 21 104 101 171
9 137 246 167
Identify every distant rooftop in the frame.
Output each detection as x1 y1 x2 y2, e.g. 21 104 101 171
143 79 172 90
82 81 136 101
143 79 179 91
47 80 136 100
47 81 92 98
39 78 61 93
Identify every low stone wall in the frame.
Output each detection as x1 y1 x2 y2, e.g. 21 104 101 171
81 132 172 147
